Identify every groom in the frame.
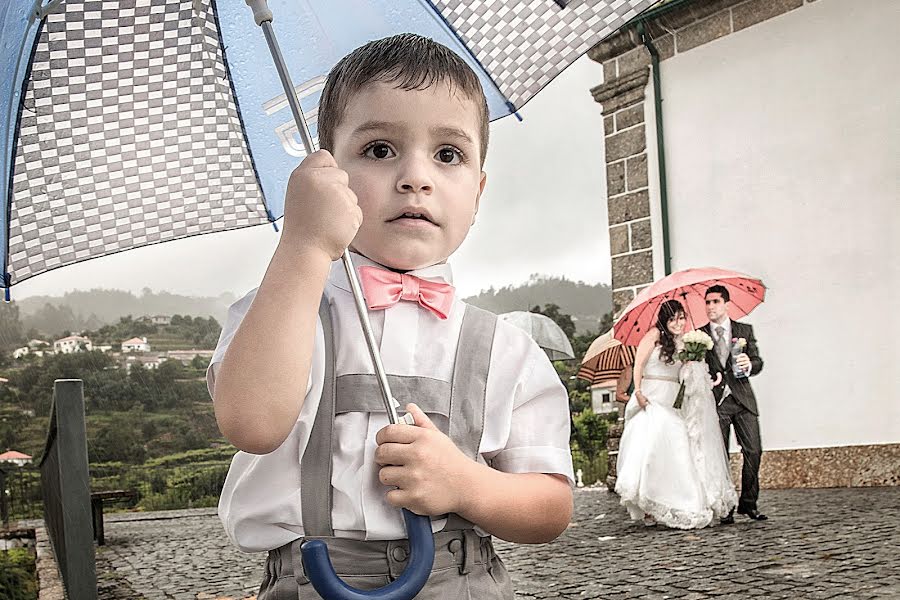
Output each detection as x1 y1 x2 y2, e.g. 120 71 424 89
702 285 767 523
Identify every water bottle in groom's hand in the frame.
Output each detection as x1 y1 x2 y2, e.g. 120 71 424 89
730 337 749 378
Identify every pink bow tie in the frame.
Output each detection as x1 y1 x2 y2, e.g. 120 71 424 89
358 266 455 320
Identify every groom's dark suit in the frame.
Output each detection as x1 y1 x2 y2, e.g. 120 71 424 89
701 320 764 512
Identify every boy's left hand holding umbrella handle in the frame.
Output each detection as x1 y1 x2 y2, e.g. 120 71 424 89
300 403 438 599
376 404 471 516
376 405 574 545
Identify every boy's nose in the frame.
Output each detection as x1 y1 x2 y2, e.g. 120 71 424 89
396 159 434 194
397 178 433 194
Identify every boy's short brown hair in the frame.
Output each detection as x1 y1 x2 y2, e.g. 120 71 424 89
317 33 490 165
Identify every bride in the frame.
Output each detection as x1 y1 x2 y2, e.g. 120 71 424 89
615 300 737 528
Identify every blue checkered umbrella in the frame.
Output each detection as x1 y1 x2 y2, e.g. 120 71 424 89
1 0 652 296
1 1 653 597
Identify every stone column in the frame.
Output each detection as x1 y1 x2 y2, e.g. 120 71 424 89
589 42 657 490
605 420 624 491
590 66 655 316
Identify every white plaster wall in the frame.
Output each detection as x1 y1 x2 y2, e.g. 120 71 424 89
647 0 899 449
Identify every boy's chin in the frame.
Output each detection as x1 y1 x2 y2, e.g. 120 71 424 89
350 245 447 271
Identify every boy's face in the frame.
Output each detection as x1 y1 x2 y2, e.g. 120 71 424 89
330 81 487 271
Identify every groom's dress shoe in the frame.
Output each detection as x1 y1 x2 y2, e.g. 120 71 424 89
738 507 768 521
720 509 735 525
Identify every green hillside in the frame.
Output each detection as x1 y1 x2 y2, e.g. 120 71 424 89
464 274 611 333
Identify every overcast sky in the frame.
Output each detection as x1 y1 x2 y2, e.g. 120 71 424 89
12 56 611 301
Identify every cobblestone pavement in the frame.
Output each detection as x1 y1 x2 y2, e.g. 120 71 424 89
94 487 900 599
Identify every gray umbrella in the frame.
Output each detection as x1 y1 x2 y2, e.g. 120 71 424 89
498 311 576 361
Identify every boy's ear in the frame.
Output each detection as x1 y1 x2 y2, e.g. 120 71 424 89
474 171 487 221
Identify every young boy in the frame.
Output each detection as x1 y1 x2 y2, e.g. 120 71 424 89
209 34 574 599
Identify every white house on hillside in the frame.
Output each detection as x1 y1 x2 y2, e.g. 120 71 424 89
590 381 619 415
54 335 92 354
121 337 150 353
124 354 162 370
13 339 52 359
166 350 215 365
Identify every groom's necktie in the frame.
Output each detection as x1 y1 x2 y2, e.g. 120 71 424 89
715 325 729 365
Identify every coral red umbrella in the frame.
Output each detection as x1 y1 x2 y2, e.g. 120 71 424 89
613 267 766 346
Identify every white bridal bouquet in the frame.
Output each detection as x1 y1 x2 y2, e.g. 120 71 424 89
673 329 714 408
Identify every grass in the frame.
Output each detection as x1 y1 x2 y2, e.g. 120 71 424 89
0 548 38 600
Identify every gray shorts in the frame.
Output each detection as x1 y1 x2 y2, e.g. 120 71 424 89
258 529 514 599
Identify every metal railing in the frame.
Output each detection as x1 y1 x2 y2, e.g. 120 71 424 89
39 379 98 599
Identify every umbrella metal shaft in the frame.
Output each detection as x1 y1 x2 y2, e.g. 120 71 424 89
258 20 401 426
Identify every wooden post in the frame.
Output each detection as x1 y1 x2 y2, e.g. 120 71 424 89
39 379 98 599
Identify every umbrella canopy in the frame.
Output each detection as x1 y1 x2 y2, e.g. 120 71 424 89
576 329 636 385
499 311 575 361
613 267 766 346
0 0 653 294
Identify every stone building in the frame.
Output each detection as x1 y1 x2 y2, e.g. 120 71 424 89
592 0 898 488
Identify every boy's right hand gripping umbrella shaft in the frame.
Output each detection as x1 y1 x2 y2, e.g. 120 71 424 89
281 149 362 262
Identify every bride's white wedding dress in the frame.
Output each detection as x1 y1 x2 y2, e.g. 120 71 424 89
615 346 737 529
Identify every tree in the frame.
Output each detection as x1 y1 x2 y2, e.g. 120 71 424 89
89 412 147 463
529 303 576 340
27 303 79 338
524 304 598 415
571 409 609 462
0 302 25 352
0 395 29 451
9 350 118 416
598 310 615 335
571 408 613 486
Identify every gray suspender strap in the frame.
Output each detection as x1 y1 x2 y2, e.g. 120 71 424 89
334 375 451 416
445 305 496 531
300 297 336 537
448 305 496 459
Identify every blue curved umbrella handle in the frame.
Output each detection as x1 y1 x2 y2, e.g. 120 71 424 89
301 509 435 599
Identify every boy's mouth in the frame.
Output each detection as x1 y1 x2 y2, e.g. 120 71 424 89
388 209 437 226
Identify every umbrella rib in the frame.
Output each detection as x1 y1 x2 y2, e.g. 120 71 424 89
417 0 520 117
686 281 712 327
209 1 276 224
677 282 701 330
730 278 765 315
621 292 656 342
725 289 754 317
4 20 48 295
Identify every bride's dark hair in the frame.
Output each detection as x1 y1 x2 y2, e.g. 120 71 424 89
655 300 685 365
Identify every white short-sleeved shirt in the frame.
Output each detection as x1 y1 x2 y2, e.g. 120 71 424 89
209 253 574 553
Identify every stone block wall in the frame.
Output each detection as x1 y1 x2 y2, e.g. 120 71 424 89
591 68 653 315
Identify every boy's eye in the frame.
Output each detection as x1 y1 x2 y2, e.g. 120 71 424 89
435 147 462 165
364 143 395 160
